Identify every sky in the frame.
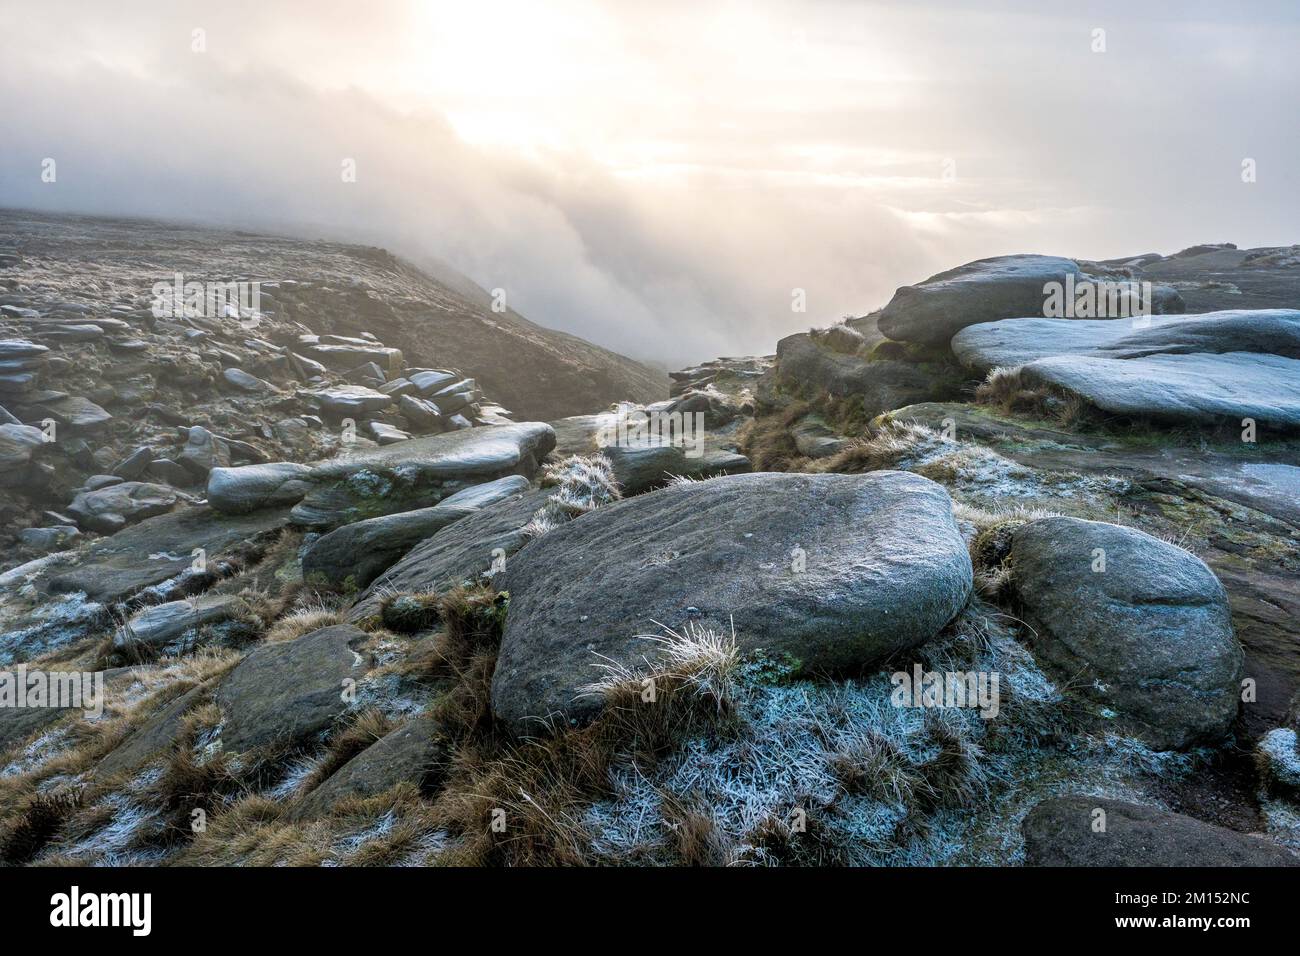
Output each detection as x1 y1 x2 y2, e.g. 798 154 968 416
1 0 1297 367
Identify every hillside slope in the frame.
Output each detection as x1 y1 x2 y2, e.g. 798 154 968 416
0 209 666 420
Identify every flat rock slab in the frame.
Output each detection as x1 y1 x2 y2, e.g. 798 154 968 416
1011 517 1242 749
878 254 1181 345
287 422 555 529
492 471 972 730
95 684 206 778
1024 351 1300 428
302 474 531 590
951 316 1175 371
600 443 751 495
1023 796 1299 866
952 309 1300 372
215 624 372 754
289 714 445 820
45 505 289 602
348 487 550 624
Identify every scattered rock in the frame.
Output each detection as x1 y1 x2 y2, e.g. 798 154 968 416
222 367 274 393
66 481 182 533
302 474 531 590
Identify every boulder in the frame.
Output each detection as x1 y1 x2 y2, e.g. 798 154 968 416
774 332 961 413
1010 517 1242 749
791 414 848 458
145 458 193 486
348 487 550 624
1022 796 1299 866
178 426 231 478
287 422 554 529
491 471 972 730
289 714 446 820
111 445 155 480
214 624 372 753
600 442 751 495
66 481 181 533
115 593 248 649
18 525 80 552
206 462 314 514
397 394 444 431
366 421 411 445
878 254 1183 345
302 475 531 590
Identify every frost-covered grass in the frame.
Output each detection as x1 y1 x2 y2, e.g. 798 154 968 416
582 601 1190 866
523 453 621 538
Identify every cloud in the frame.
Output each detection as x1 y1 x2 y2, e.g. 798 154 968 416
1 1 1296 368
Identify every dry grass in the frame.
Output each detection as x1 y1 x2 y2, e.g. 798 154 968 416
264 605 343 644
297 709 395 795
809 420 936 474
737 401 811 472
975 365 1089 425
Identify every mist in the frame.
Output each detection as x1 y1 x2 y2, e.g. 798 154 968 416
2 0 1297 368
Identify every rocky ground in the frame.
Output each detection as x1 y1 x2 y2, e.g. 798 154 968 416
1 221 1298 867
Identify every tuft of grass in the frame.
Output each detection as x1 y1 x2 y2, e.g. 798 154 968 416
264 605 342 644
297 709 395 796
524 454 621 538
0 791 84 864
737 401 811 472
810 420 936 474
975 365 1089 426
379 591 442 633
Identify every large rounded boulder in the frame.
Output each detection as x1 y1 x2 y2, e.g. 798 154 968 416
491 470 973 730
1009 517 1243 749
